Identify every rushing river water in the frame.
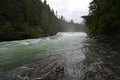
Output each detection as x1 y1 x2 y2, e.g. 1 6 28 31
0 32 120 80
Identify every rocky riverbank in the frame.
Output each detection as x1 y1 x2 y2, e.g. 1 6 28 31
83 37 120 80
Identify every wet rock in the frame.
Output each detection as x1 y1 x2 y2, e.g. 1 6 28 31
10 54 64 80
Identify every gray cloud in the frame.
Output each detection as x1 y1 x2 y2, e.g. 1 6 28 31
43 0 92 23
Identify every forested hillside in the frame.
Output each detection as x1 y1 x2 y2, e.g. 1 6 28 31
0 0 84 41
83 0 120 38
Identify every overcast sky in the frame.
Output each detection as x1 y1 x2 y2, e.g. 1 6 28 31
42 0 92 23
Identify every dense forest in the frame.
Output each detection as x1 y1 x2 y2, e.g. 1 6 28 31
83 0 120 39
0 0 84 41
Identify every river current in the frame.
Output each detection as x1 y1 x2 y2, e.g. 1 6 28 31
0 32 120 80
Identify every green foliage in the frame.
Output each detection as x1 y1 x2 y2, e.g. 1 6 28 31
0 0 84 41
116 34 120 39
83 0 120 38
1 23 14 38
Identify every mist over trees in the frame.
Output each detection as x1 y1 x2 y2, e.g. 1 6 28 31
83 0 120 38
0 0 85 41
60 19 85 32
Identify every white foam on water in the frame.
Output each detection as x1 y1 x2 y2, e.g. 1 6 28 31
29 39 41 44
57 32 87 37
20 42 29 45
18 38 41 45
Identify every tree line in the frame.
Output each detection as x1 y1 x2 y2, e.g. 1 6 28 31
0 0 85 41
83 0 120 39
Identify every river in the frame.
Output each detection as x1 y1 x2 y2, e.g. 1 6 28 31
0 32 120 80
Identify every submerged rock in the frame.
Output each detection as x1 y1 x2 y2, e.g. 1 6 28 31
11 54 64 80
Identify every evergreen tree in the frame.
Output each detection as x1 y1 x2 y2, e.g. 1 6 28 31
83 0 120 38
0 0 84 41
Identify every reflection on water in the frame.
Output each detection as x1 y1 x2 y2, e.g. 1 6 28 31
0 32 120 80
